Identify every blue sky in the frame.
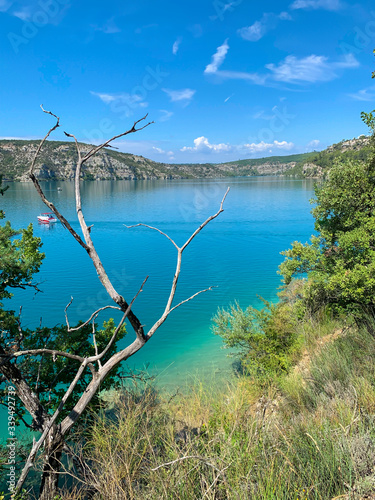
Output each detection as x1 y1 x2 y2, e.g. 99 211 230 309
1 0 375 163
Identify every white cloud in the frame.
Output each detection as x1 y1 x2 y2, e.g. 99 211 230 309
204 39 229 74
181 136 232 153
244 140 294 153
172 37 182 55
180 137 295 156
279 11 292 20
90 91 148 116
307 139 320 148
265 53 359 83
204 40 357 87
238 21 264 42
153 146 175 157
13 7 31 20
204 40 267 84
347 86 375 102
159 110 174 122
162 88 196 104
238 12 292 42
290 0 342 10
224 94 234 103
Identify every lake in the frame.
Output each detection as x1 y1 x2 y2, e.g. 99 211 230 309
2 177 316 390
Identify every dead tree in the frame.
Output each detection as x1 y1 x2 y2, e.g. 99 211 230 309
1 106 229 500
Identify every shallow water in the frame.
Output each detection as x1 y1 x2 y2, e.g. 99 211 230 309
2 177 315 389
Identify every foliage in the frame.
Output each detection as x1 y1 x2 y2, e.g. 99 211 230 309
0 177 44 301
59 323 375 499
0 313 126 425
0 190 125 428
212 300 302 379
279 120 375 316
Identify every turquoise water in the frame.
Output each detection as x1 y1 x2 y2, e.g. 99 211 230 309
2 177 316 389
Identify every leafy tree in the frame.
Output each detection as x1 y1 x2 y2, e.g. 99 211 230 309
213 299 301 379
279 106 375 316
0 110 227 499
0 176 125 495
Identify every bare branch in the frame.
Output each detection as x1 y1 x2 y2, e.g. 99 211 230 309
82 114 153 163
125 223 179 250
181 187 230 252
29 106 60 176
169 286 216 314
16 361 88 492
91 323 102 370
144 188 229 341
64 298 121 332
9 349 85 363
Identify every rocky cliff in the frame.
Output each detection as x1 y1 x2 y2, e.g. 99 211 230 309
0 135 371 181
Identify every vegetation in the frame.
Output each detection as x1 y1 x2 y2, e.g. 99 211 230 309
2 137 371 182
279 132 375 319
56 97 375 499
2 58 375 499
285 136 372 177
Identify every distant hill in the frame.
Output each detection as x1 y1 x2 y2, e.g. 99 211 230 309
285 136 372 177
0 136 371 181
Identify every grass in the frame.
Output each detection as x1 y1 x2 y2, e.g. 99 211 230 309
51 318 375 499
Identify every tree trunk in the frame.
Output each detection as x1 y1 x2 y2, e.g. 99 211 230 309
39 428 64 500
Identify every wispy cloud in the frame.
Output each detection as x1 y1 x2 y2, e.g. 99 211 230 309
224 94 234 103
347 86 375 101
204 43 358 86
204 40 266 84
244 140 294 153
290 0 342 10
181 136 232 153
153 146 175 158
172 37 182 55
162 88 196 104
90 91 148 116
266 53 359 83
204 39 229 74
92 17 121 34
307 139 320 148
159 110 174 122
238 12 292 42
13 6 32 20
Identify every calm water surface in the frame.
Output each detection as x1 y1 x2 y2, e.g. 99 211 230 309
2 177 316 389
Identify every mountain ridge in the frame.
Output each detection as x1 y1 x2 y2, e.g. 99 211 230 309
0 135 371 181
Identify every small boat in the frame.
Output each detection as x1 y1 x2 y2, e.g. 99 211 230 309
37 213 57 224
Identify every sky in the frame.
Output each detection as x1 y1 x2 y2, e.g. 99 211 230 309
0 0 375 164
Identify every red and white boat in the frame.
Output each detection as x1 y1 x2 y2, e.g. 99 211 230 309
37 213 57 224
